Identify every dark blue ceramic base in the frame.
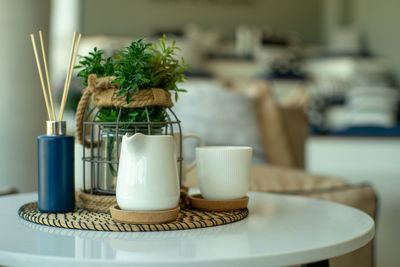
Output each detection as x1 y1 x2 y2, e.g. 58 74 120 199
37 135 75 213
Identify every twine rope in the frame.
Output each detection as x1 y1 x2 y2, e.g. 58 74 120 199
76 74 173 147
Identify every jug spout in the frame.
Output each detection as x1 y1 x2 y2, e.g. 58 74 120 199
123 133 147 151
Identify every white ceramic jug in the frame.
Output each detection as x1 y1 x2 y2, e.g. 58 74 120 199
116 133 180 211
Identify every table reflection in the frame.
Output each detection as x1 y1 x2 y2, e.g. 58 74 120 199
25 215 254 261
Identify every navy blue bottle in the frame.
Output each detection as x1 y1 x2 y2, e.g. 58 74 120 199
37 121 75 212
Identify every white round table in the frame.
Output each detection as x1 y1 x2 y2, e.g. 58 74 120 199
0 191 374 267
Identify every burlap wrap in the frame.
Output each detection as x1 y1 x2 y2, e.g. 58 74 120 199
76 74 173 147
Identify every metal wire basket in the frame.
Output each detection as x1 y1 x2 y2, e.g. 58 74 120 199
81 106 182 195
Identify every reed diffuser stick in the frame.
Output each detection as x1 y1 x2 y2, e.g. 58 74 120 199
38 30 56 121
58 32 77 121
67 33 82 93
30 34 52 120
59 33 81 121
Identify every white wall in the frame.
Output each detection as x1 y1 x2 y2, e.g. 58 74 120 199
353 0 400 82
49 0 81 83
306 137 400 267
0 0 50 192
81 0 322 43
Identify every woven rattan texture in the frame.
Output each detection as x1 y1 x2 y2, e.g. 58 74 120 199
76 189 189 213
18 202 248 232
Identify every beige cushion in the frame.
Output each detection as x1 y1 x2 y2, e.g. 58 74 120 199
255 84 295 167
249 165 347 192
249 81 309 168
185 165 376 267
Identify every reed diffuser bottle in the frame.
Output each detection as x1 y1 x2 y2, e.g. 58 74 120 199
30 30 81 212
37 121 74 212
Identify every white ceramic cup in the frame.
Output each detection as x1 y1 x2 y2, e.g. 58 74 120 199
196 146 253 200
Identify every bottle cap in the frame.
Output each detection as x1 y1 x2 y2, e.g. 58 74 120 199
46 121 66 135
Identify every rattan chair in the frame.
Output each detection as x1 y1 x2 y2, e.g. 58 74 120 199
186 81 377 267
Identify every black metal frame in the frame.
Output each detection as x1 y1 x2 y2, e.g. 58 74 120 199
82 106 183 195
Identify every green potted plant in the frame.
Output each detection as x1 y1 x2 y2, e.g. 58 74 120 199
76 36 188 122
75 35 188 193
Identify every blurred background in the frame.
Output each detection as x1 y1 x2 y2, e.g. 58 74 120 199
0 0 399 266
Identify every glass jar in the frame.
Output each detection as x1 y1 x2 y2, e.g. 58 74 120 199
97 126 163 194
97 128 130 193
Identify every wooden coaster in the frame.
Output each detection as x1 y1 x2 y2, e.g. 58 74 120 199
188 194 249 211
76 187 189 212
110 205 180 224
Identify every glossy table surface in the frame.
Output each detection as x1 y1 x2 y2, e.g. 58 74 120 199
0 191 374 267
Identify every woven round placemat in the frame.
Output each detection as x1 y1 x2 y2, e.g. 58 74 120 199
18 202 248 232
